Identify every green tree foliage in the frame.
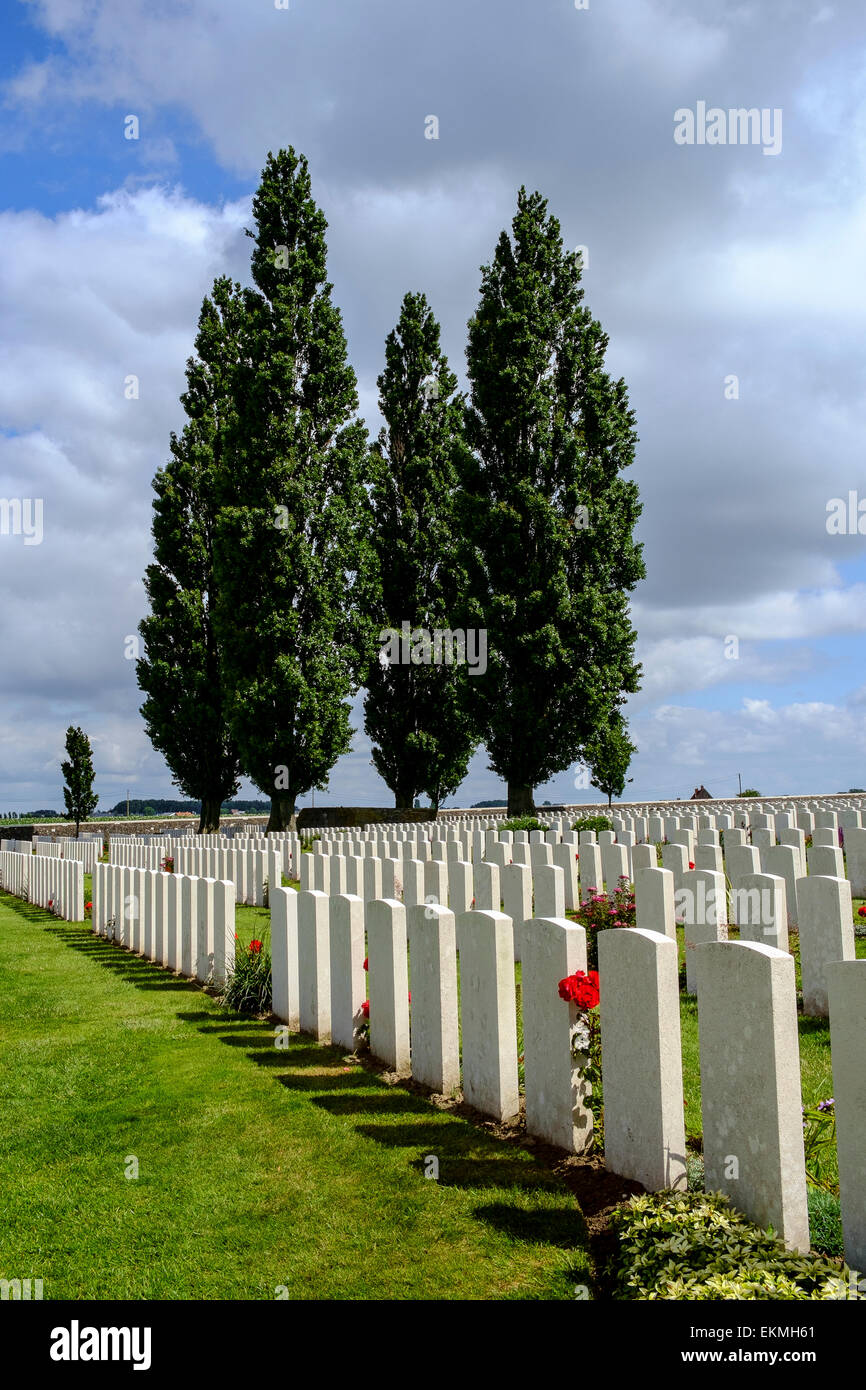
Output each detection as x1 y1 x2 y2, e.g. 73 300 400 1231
61 726 99 837
585 712 636 807
364 292 477 811
211 150 373 832
137 286 244 832
459 188 645 816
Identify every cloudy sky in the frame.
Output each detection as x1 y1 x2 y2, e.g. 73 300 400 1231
2 0 866 814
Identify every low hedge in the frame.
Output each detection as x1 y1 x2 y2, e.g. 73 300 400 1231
499 816 548 833
609 1190 863 1301
571 815 614 834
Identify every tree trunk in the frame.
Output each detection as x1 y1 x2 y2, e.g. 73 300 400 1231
507 781 534 817
394 778 417 812
199 796 223 833
267 794 297 832
75 818 80 839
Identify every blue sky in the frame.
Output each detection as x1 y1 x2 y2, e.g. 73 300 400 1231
2 0 866 814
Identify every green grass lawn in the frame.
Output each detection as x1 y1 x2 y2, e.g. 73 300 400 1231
0 890 591 1300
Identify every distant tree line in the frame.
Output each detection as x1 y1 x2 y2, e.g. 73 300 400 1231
104 799 270 816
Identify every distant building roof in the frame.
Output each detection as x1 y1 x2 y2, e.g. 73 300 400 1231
690 785 712 799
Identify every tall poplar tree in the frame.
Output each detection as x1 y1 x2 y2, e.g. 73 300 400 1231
137 282 244 833
364 292 477 810
212 149 372 831
61 726 99 837
459 188 645 816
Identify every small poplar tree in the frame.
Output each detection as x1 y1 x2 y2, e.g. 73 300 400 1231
61 726 99 836
585 713 636 807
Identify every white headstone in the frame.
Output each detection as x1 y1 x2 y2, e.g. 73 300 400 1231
456 909 519 1122
827 960 866 1274
522 917 592 1152
696 940 810 1252
635 866 676 942
366 898 410 1073
796 875 855 1017
329 894 366 1052
599 927 687 1191
407 903 460 1094
297 890 331 1041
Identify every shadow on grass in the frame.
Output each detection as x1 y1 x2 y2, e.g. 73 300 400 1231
13 892 593 1265
471 1200 587 1248
3 899 205 996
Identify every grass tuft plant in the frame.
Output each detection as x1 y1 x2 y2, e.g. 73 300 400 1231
221 936 272 1015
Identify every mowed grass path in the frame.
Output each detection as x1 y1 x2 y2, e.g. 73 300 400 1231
0 893 590 1301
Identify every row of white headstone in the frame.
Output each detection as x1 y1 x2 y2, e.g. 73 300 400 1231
173 845 284 906
30 837 101 872
297 820 863 982
268 886 866 1274
107 840 287 907
293 834 858 998
0 849 84 920
91 863 236 986
634 863 857 1014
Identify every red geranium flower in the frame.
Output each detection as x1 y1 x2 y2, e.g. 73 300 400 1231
249 939 262 954
361 999 370 1018
688 861 695 870
363 956 368 971
85 901 92 909
408 990 411 1004
859 905 866 918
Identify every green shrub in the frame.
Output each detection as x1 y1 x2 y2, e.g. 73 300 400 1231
571 815 614 834
499 816 547 833
221 938 272 1015
740 789 761 798
573 878 635 970
609 1189 863 1300
808 1189 844 1258
300 833 321 853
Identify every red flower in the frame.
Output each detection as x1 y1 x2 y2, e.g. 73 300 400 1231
859 906 866 918
363 956 368 971
408 990 411 1004
688 861 695 870
558 970 600 1010
249 939 262 954
85 901 92 909
48 899 53 908
361 999 370 1018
